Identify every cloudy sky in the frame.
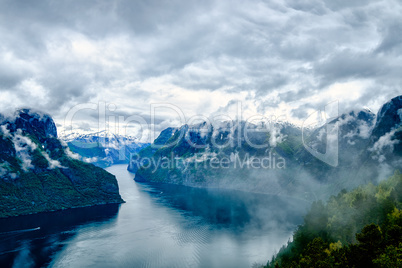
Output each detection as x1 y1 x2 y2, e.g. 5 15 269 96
0 0 401 141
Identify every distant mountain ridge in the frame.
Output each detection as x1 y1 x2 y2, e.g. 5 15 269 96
0 109 124 218
128 96 402 201
60 130 149 168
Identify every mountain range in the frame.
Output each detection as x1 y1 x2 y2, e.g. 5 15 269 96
128 95 402 201
61 131 149 168
2 95 400 217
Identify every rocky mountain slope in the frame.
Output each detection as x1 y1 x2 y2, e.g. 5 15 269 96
0 109 124 218
128 96 402 200
61 131 149 168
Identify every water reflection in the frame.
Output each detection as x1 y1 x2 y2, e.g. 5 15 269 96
0 165 308 268
140 182 305 231
0 204 119 267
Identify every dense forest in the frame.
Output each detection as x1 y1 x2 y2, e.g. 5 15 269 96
266 171 402 268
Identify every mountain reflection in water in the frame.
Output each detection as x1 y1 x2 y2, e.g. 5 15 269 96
0 165 307 268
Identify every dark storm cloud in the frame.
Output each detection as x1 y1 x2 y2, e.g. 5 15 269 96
0 0 402 131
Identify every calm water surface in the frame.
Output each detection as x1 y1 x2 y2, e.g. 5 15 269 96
0 165 308 268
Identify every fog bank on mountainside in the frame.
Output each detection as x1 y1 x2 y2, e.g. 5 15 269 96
129 96 402 201
0 109 123 218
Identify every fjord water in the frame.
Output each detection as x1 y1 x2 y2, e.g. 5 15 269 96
0 165 307 268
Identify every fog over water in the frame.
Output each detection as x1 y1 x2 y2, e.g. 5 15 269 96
0 165 308 267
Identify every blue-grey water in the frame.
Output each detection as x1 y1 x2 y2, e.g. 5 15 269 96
0 165 308 268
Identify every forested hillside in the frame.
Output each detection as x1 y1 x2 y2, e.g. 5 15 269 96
266 171 402 268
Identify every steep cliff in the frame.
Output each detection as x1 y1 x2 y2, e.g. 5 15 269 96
128 96 402 200
0 109 124 218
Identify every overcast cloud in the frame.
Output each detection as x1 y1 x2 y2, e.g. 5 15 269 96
0 0 401 141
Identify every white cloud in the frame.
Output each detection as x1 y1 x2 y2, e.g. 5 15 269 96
269 125 286 147
41 151 64 169
12 132 37 171
64 147 81 160
0 0 402 140
370 129 399 162
83 157 99 163
1 125 11 138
